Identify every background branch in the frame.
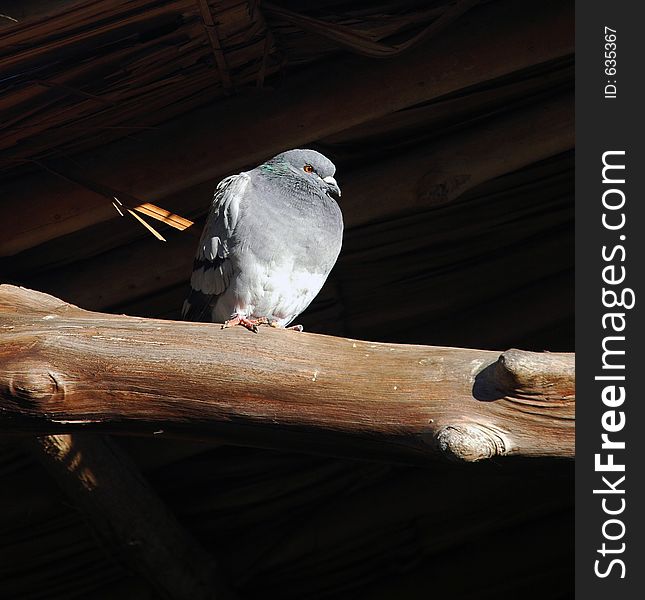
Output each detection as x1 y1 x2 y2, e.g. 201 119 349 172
27 433 234 600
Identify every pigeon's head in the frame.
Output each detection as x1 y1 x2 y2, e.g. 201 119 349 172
270 149 341 200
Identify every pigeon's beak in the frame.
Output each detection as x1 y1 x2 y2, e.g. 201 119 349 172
323 175 341 200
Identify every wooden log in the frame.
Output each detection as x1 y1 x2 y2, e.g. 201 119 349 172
0 285 574 462
0 0 573 256
27 433 234 600
0 435 220 553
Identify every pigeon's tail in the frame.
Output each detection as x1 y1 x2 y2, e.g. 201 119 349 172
181 287 214 322
183 250 232 322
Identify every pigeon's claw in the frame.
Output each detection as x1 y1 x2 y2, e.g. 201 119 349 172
221 315 283 332
288 324 304 332
222 314 260 333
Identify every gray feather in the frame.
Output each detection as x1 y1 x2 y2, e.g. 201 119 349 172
181 174 247 321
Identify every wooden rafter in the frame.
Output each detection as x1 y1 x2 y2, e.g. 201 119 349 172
196 0 233 89
15 91 573 312
29 433 235 600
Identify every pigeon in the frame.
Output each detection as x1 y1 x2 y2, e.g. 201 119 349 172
182 149 343 332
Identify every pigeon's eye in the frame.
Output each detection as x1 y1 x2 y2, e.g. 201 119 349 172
303 164 314 174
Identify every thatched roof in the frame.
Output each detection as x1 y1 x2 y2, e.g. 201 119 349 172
0 0 477 168
0 0 573 598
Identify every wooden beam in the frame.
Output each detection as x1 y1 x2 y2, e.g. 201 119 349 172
1 64 573 277
0 0 574 256
28 433 234 600
0 285 574 463
340 92 573 225
20 92 573 311
321 60 573 146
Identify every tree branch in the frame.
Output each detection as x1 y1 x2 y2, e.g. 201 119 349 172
0 285 574 463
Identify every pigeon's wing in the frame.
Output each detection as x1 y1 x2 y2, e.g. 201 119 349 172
181 173 249 322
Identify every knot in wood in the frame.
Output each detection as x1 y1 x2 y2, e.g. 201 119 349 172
435 424 508 462
5 364 63 406
495 348 575 398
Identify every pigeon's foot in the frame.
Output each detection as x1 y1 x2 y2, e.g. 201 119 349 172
222 315 303 333
222 315 264 333
221 315 284 332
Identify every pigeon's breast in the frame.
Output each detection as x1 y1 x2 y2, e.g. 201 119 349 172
212 251 325 325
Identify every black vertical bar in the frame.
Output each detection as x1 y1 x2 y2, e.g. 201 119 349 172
576 2 645 597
